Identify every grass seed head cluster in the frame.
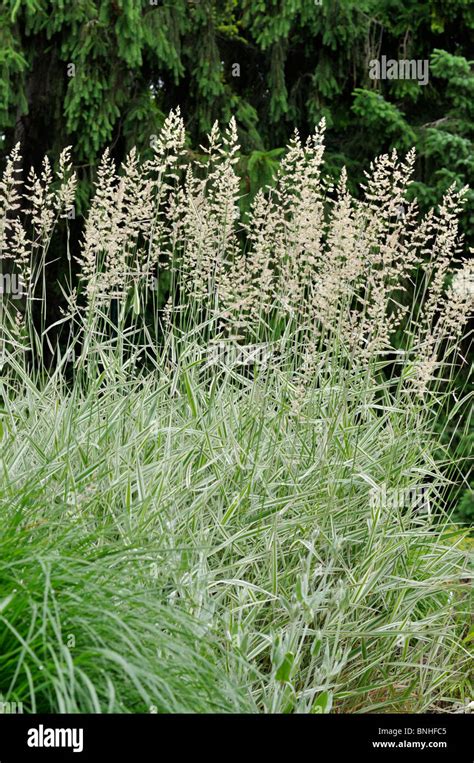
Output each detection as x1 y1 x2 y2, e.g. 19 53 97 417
0 110 472 713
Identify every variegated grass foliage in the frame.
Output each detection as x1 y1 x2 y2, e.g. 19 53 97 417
0 110 472 713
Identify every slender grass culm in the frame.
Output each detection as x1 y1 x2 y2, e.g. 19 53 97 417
0 110 472 714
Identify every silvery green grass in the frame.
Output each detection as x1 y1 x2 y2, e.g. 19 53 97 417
0 109 472 714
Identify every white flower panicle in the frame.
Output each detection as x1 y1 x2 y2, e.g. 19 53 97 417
0 112 471 400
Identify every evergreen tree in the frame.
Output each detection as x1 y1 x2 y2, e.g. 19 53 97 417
1 0 473 216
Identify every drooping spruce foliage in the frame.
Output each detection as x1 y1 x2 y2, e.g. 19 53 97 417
1 0 473 221
0 114 472 713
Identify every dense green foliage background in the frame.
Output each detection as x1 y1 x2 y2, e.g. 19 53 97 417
0 0 472 524
1 0 474 217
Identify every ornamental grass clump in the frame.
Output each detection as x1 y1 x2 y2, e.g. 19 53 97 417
0 110 472 713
